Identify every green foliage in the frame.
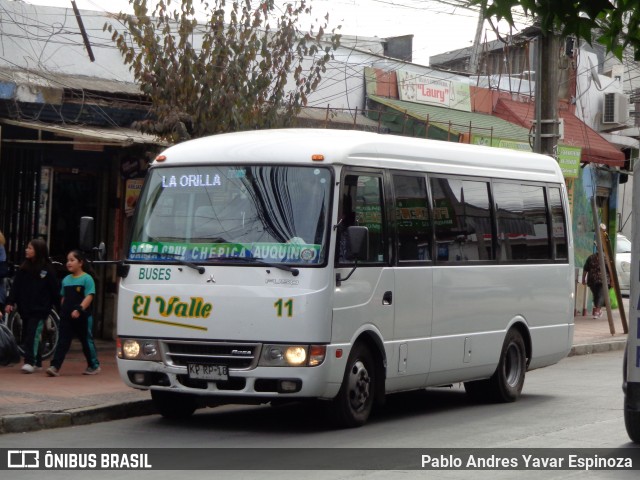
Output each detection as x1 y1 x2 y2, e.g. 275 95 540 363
105 0 340 143
470 0 640 60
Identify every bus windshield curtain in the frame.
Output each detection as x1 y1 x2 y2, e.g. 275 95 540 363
245 167 298 243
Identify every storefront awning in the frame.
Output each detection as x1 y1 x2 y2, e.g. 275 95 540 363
368 94 532 143
0 119 164 146
494 99 625 167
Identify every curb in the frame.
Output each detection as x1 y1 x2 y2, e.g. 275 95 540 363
569 340 627 357
0 399 156 434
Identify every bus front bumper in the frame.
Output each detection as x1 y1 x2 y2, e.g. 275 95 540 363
117 357 344 400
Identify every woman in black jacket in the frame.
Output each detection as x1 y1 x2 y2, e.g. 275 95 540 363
4 238 60 373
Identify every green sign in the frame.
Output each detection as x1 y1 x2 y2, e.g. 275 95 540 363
396 198 430 231
355 204 383 233
471 135 532 152
556 145 581 178
130 241 323 264
433 198 456 227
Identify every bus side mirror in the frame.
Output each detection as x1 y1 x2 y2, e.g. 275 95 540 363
79 217 95 252
346 226 369 261
79 216 105 260
337 226 368 286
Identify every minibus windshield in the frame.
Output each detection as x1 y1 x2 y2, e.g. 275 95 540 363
128 165 332 266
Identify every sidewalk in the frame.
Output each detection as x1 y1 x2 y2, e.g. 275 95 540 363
0 339 154 434
0 306 630 434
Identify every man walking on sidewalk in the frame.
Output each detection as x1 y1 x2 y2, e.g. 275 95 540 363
582 250 610 318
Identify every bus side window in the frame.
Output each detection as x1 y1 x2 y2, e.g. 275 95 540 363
494 182 550 261
393 175 432 261
338 174 386 264
430 177 493 262
548 187 568 260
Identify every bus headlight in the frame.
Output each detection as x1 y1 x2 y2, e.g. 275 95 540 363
259 344 326 367
285 346 307 365
117 338 161 361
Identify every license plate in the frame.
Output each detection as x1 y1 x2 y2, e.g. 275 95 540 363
187 364 228 381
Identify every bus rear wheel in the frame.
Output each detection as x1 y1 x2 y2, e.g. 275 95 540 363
623 347 640 443
331 343 375 428
625 408 640 443
151 390 197 419
465 329 526 403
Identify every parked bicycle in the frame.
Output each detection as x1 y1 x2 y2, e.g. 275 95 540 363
3 261 61 360
5 309 60 361
0 310 21 365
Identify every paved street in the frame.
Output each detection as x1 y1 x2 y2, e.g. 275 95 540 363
0 297 631 433
1 350 638 480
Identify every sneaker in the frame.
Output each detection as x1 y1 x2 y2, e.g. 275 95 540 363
46 366 60 377
21 364 35 374
83 366 101 375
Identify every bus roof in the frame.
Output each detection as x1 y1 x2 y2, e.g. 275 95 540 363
154 129 564 182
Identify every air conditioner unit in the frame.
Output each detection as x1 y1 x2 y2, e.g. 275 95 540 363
602 92 629 124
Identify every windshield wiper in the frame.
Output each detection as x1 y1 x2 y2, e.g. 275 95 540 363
130 252 205 274
208 256 300 276
167 258 205 274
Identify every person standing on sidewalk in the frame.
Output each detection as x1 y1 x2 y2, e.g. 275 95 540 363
582 250 611 318
46 249 100 377
0 230 8 310
4 238 60 373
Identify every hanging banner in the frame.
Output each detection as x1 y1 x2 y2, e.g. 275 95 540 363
125 178 145 217
397 70 471 112
38 167 52 238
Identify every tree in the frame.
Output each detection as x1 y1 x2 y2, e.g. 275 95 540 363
470 0 640 59
105 0 340 143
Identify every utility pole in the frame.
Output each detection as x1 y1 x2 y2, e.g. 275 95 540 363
469 11 484 74
534 31 559 155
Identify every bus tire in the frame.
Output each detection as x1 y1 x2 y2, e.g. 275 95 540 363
625 408 640 443
331 343 375 428
465 329 526 403
489 328 526 402
623 349 640 443
151 390 197 419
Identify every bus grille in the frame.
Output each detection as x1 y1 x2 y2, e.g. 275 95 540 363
163 341 260 370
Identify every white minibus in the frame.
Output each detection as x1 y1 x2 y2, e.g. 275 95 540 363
114 129 574 427
624 163 640 443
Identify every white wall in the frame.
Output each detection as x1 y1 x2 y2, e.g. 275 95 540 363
575 49 637 239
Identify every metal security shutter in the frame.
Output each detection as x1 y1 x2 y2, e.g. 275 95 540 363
0 142 42 263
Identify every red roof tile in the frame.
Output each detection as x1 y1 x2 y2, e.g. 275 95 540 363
494 99 624 167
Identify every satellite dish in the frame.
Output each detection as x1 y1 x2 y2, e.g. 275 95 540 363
588 56 602 89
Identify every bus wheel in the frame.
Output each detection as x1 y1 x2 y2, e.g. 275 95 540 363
623 349 640 443
625 408 640 443
490 329 526 402
151 390 197 419
465 329 526 403
332 343 375 428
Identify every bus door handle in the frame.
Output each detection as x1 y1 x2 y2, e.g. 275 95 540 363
382 291 393 305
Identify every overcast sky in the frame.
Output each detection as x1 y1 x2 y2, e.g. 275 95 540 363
23 0 527 65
